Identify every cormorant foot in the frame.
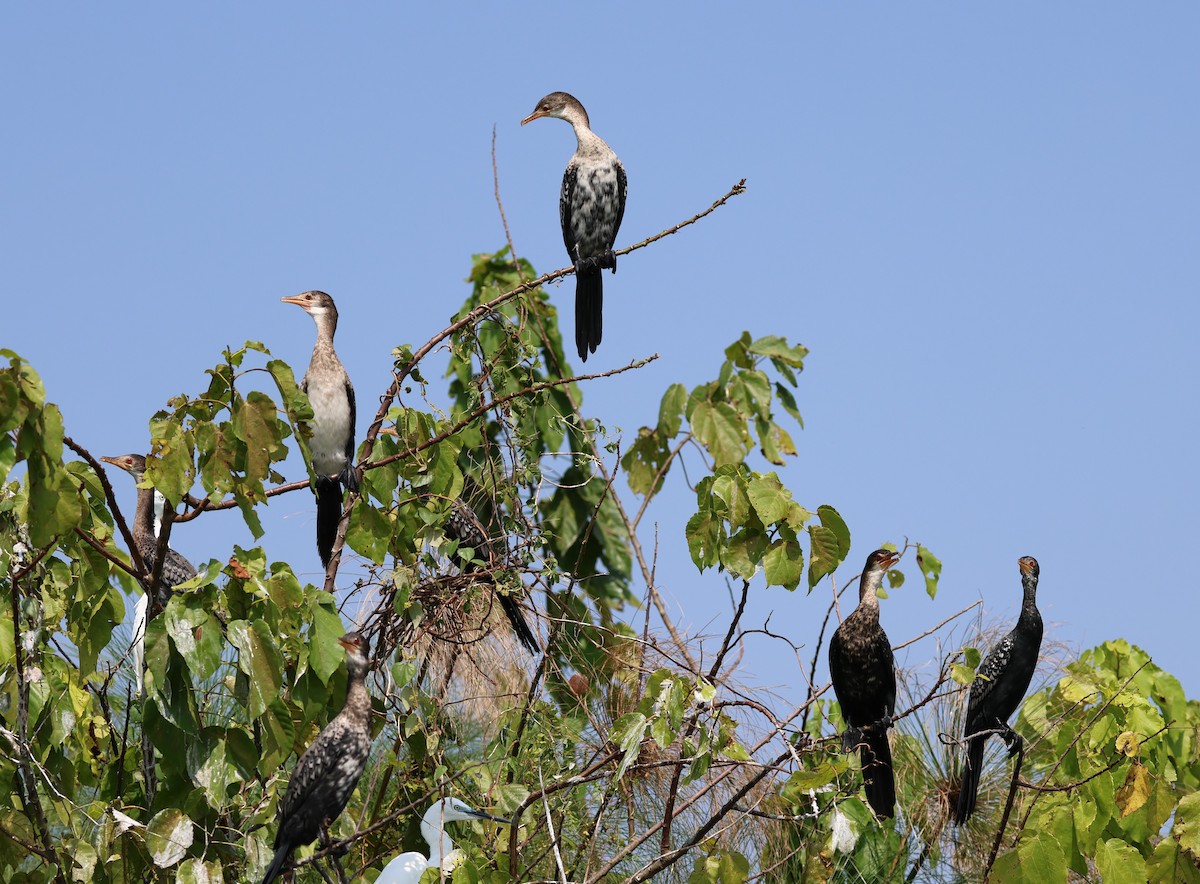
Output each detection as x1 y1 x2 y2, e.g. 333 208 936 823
1001 727 1023 756
841 726 863 752
864 714 893 734
600 249 618 273
575 256 602 274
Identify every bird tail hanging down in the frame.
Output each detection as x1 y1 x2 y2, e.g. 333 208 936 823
575 270 604 361
954 734 986 825
260 842 291 884
315 476 344 567
860 730 896 818
499 593 540 655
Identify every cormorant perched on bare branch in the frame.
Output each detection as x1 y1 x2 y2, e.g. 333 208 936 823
828 548 901 818
282 290 358 569
445 499 539 655
262 632 373 884
522 91 627 362
955 556 1043 825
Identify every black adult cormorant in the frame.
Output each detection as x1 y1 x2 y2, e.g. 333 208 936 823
262 632 373 884
444 499 539 655
828 548 901 818
522 91 627 362
100 453 197 610
282 291 359 569
955 556 1043 825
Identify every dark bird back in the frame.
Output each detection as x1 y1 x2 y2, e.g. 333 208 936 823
262 632 373 884
955 556 1043 825
828 549 901 818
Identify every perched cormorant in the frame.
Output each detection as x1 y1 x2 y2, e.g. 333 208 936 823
100 453 197 611
262 632 373 884
955 556 1043 825
522 91 627 362
444 499 539 655
828 548 901 818
282 290 359 569
375 797 508 883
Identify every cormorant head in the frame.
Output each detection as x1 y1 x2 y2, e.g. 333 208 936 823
521 91 590 128
101 453 148 481
864 548 901 574
281 290 338 323
339 631 370 675
1018 556 1039 579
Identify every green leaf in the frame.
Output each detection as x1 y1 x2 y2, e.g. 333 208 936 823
690 401 749 466
807 525 841 589
228 620 284 719
1173 791 1200 854
1095 838 1147 884
763 537 802 590
1016 830 1067 882
746 472 790 525
658 383 688 437
611 712 648 781
916 544 942 598
347 501 390 563
309 602 347 685
146 807 194 868
165 594 224 681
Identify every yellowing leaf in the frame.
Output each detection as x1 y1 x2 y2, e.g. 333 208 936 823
1115 731 1141 757
1115 761 1150 818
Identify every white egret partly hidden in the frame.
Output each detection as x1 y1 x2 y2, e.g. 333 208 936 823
376 797 508 883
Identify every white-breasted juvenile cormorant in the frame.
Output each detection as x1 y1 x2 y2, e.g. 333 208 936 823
262 632 373 884
828 548 901 818
445 499 539 655
375 796 508 883
954 556 1043 825
522 91 627 362
282 290 359 569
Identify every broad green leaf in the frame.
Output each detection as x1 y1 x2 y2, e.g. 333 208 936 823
658 382 688 437
807 525 842 589
228 620 284 719
177 857 226 884
611 712 648 781
1096 838 1147 884
690 401 749 466
816 505 850 557
747 472 790 524
1172 791 1200 854
309 602 347 685
1016 830 1067 882
146 807 194 868
165 594 224 681
763 537 802 590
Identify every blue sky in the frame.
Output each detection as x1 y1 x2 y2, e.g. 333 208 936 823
5 6 1198 703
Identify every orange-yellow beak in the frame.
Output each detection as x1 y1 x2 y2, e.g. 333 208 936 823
521 110 547 126
280 295 308 307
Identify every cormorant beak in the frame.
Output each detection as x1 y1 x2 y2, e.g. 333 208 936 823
99 456 119 467
882 551 901 570
280 295 309 308
338 636 358 652
1019 558 1036 576
521 110 547 126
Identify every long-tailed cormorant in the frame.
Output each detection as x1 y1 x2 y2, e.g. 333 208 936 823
262 632 373 884
522 91 627 362
954 556 1043 825
281 290 359 569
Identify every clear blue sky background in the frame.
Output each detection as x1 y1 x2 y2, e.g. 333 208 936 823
5 7 1198 703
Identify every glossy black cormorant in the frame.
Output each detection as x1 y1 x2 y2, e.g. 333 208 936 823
522 91 627 362
262 632 373 884
282 291 359 569
955 556 1043 825
828 548 901 818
